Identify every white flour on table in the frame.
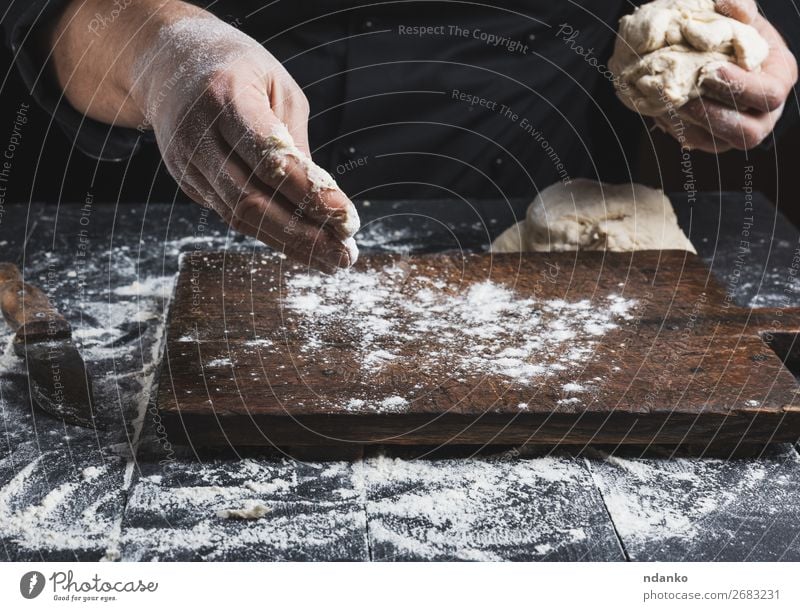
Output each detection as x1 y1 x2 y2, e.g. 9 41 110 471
116 454 599 561
584 448 800 560
284 265 637 406
5 212 798 561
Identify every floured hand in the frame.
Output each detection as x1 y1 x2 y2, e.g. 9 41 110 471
657 0 797 152
131 11 359 272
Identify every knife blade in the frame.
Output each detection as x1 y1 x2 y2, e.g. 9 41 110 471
0 262 96 428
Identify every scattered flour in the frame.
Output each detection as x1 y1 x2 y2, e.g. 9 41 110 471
205 357 232 368
5 204 797 562
378 396 409 413
283 264 636 412
118 459 365 560
82 466 105 481
4 446 797 561
244 338 273 347
113 276 174 298
113 454 601 561
585 449 798 559
0 244 178 559
344 399 366 412
340 396 409 414
354 223 429 254
356 454 595 560
0 456 122 553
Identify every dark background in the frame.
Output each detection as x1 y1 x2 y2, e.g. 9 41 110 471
0 42 798 229
639 116 800 230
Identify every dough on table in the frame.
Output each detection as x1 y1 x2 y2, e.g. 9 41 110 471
491 179 696 254
609 0 769 116
216 503 269 520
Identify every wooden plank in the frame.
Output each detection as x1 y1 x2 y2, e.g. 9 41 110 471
0 440 127 561
585 444 800 560
362 446 625 561
0 203 216 561
118 454 370 561
158 250 800 447
0 204 152 561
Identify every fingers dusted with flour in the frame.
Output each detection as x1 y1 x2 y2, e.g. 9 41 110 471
140 12 360 271
215 101 360 242
677 97 784 150
715 0 758 24
703 0 798 112
685 0 797 149
653 114 732 153
208 149 358 273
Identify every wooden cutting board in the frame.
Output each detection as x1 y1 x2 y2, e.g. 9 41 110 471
157 250 800 447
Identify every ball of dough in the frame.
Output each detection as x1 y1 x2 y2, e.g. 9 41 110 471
609 0 769 116
491 179 696 254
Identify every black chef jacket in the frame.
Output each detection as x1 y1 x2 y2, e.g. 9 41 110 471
2 1 799 199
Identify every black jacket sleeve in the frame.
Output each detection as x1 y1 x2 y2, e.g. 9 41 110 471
0 0 153 161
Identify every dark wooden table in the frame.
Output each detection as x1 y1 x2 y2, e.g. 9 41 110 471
1 192 799 561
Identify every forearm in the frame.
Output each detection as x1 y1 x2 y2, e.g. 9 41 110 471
48 0 206 127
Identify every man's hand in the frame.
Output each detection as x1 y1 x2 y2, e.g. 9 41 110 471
50 0 358 273
656 0 798 152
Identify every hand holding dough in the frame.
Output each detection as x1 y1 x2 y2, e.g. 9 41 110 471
609 0 769 116
491 180 696 254
650 0 798 152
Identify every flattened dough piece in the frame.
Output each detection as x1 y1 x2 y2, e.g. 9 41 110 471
491 179 696 254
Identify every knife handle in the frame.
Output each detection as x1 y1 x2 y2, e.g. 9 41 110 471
0 263 71 340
